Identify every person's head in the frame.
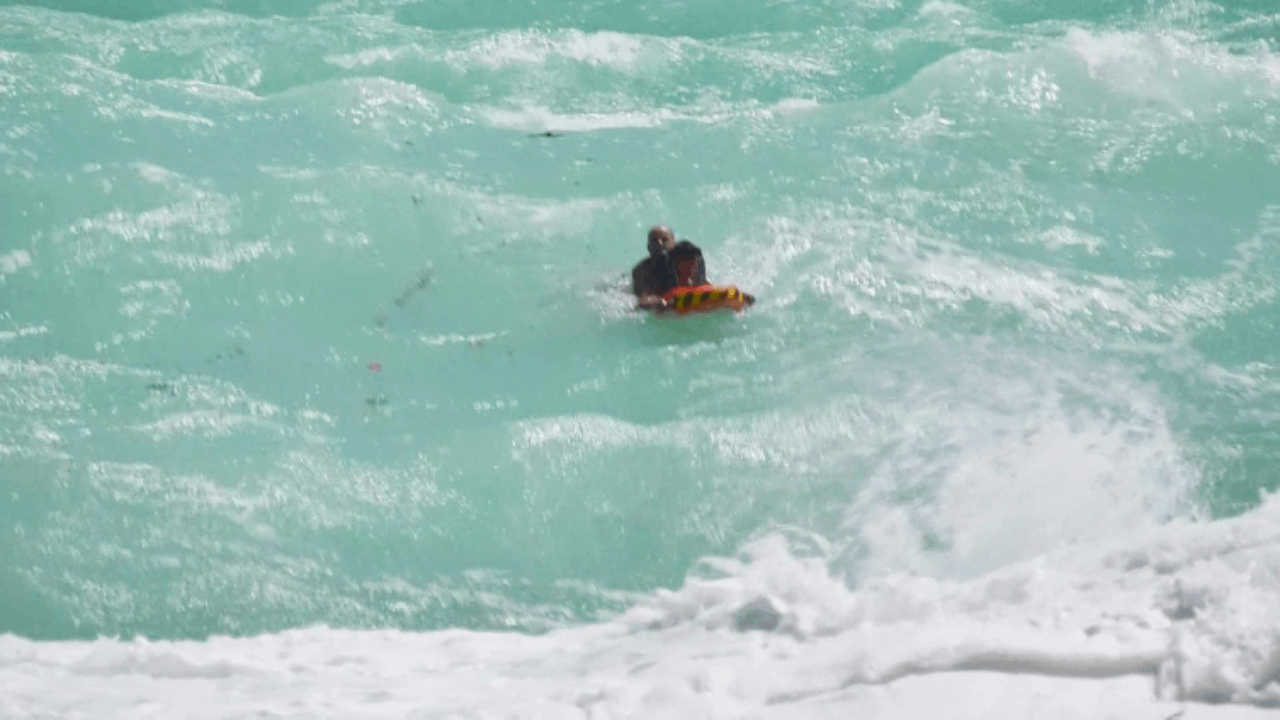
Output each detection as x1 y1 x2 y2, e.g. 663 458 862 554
647 225 676 256
668 241 703 286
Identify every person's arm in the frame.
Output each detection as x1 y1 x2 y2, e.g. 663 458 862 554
637 292 669 311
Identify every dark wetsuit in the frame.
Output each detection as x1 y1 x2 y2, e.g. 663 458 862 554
631 253 677 297
632 241 706 297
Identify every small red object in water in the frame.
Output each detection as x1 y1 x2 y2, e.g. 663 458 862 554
368 362 382 372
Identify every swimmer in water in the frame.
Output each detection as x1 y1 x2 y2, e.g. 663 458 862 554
666 240 755 307
631 225 683 311
668 240 708 287
631 227 754 311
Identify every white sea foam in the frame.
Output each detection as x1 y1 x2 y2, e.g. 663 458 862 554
0 249 31 274
1 493 1277 717
453 30 662 71
477 105 676 133
418 330 509 347
0 325 47 342
918 0 977 19
330 30 665 73
477 98 821 134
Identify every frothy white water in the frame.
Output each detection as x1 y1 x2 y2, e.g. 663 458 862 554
4 493 1278 717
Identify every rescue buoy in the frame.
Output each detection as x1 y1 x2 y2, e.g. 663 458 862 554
659 284 751 315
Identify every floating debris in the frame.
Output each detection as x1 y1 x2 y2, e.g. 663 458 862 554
144 382 176 395
393 266 434 308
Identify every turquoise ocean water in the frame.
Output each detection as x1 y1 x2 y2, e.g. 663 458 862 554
1 0 1278 646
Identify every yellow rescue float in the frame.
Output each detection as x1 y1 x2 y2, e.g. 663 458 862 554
658 284 753 315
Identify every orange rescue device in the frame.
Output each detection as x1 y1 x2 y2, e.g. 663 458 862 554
660 284 749 315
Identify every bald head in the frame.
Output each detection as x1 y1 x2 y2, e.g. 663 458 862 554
647 225 676 256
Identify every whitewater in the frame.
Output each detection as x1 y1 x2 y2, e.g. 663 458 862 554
2 0 1279 716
